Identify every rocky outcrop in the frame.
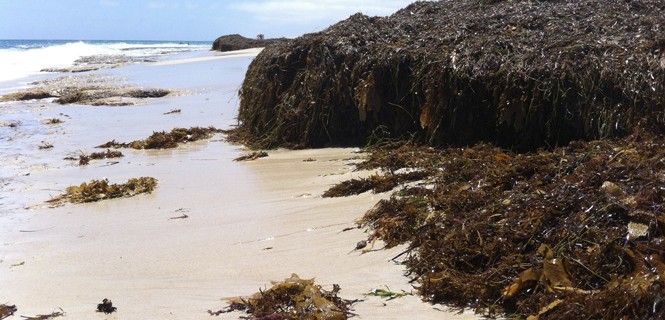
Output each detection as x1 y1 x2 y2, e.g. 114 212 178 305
232 0 665 150
211 34 285 52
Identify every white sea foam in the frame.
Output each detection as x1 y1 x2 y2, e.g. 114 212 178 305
0 41 208 82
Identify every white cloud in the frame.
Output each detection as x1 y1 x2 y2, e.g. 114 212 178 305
229 0 417 23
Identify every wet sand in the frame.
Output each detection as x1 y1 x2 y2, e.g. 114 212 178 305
0 50 478 319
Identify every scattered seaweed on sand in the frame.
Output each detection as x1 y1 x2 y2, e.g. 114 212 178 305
1 120 21 128
0 304 17 319
365 288 410 301
234 151 268 162
0 89 55 102
348 132 665 319
47 177 157 205
43 118 64 125
322 171 429 197
96 299 116 314
64 149 123 166
163 108 181 115
54 88 170 105
38 142 53 150
208 274 356 319
230 0 665 151
20 309 65 320
97 127 222 150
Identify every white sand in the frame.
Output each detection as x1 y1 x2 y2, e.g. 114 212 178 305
151 48 264 66
0 50 479 320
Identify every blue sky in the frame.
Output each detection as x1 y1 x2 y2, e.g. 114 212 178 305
0 0 417 41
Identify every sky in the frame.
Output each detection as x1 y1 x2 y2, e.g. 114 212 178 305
0 0 418 41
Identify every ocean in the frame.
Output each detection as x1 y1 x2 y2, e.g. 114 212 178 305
0 39 211 83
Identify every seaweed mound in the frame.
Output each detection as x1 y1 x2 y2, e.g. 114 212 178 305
338 132 665 319
212 34 285 52
233 0 665 150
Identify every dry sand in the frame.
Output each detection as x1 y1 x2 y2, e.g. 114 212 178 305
0 49 479 319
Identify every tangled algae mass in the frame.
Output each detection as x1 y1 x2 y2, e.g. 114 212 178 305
227 0 665 318
231 0 665 150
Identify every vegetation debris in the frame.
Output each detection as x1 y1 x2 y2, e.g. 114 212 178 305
97 127 222 149
230 0 665 151
20 309 65 320
365 288 410 301
65 149 123 166
0 89 55 101
0 304 17 319
38 142 53 150
234 151 268 162
322 171 429 198
47 177 157 205
96 299 116 314
208 274 356 319
350 132 665 319
43 118 63 125
163 108 181 115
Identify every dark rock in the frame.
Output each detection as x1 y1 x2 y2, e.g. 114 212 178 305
211 34 286 52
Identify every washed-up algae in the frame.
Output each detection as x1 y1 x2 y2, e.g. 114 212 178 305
234 151 268 162
322 171 429 198
230 0 665 151
334 132 665 319
64 149 123 166
208 274 356 320
47 177 157 205
97 127 222 150
21 309 65 320
0 305 17 319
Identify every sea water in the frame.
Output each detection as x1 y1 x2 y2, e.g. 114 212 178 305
0 39 211 84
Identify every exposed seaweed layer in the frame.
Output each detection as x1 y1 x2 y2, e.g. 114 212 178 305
0 75 171 106
0 89 55 101
97 127 221 150
208 274 356 320
47 177 157 205
234 151 268 162
212 34 285 52
232 0 665 150
341 132 665 319
322 171 429 197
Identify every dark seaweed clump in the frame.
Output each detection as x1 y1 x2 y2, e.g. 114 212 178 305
208 274 356 320
97 127 222 149
230 0 665 151
334 132 665 319
65 149 123 165
0 304 17 320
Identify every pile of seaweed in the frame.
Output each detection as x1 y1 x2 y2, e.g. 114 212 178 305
325 131 664 319
212 34 285 52
48 177 157 205
230 0 665 151
97 127 221 149
209 274 356 320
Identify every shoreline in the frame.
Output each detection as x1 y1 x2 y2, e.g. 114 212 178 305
0 49 477 319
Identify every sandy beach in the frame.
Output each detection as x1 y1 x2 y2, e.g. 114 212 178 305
0 49 477 319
